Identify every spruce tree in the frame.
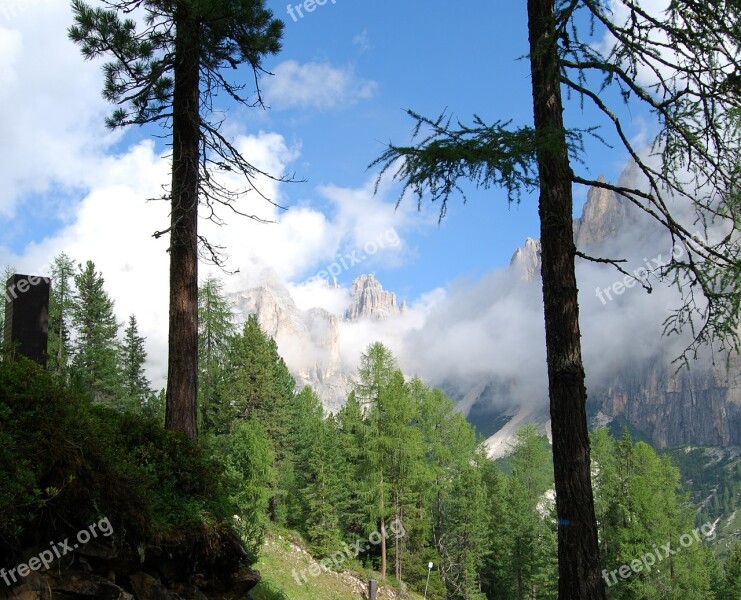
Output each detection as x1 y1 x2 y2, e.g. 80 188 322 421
119 314 153 412
70 260 121 403
335 391 369 539
219 315 296 521
292 388 344 554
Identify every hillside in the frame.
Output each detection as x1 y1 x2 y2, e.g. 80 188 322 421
252 530 426 600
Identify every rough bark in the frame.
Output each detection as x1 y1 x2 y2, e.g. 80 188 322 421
526 0 607 598
165 6 200 439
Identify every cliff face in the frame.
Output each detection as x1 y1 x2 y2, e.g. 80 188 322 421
345 274 404 321
232 274 406 411
572 180 634 248
591 357 741 447
503 172 741 450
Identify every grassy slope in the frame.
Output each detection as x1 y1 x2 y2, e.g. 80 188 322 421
251 529 425 600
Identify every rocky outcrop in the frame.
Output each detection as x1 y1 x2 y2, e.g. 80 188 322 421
1 534 259 600
345 274 403 321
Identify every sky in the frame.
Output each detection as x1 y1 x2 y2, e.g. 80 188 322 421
1 0 689 395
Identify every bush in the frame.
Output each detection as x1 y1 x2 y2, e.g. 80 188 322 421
0 358 235 567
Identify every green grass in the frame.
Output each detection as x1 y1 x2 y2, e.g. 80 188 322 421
252 528 425 600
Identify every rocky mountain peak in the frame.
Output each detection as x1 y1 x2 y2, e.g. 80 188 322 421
510 237 542 282
346 274 403 321
573 177 634 248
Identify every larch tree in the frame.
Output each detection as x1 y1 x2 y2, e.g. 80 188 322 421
355 342 399 579
69 0 287 439
372 2 739 598
197 274 235 432
48 253 76 380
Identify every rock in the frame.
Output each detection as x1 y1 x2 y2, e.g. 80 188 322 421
2 572 51 600
230 569 260 597
77 540 119 561
233 278 351 411
573 178 634 248
49 572 131 599
129 572 169 600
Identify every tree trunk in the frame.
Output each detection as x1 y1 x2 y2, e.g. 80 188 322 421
165 6 200 440
380 469 387 579
394 496 401 581
526 1 606 599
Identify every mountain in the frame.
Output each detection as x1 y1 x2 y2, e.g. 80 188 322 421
345 273 405 321
231 174 741 454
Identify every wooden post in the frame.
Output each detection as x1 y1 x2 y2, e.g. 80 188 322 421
368 579 378 600
4 275 51 367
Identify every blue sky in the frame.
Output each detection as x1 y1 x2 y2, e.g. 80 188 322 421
0 0 664 384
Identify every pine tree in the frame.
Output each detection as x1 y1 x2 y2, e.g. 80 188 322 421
198 275 236 433
69 0 286 439
47 253 76 379
119 314 153 412
70 261 121 403
372 4 740 597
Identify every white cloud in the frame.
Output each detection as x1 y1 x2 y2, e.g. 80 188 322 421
352 29 371 52
263 60 377 110
0 1 117 218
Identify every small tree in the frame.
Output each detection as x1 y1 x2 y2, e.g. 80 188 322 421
120 314 154 412
69 0 288 439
